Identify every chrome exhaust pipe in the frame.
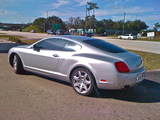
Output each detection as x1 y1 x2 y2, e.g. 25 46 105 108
121 85 130 89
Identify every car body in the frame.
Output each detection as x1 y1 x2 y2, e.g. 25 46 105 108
118 34 137 40
99 33 107 37
47 30 56 35
81 33 94 37
30 29 36 33
8 35 145 96
64 32 72 35
56 30 64 35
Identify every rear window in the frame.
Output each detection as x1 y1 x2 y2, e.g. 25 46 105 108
83 39 127 53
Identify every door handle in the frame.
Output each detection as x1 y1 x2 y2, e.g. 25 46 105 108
53 54 59 57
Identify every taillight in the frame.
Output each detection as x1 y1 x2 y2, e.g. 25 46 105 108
115 62 130 73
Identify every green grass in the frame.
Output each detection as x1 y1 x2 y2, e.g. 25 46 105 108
21 39 40 45
0 34 25 39
128 50 160 71
0 33 6 35
0 34 38 44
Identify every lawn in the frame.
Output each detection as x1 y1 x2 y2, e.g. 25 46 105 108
128 50 160 71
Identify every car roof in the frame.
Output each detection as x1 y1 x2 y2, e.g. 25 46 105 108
48 35 93 42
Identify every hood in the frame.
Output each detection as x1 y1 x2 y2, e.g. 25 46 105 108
17 45 30 48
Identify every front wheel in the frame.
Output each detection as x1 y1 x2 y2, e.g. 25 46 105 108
71 68 96 96
128 37 131 40
13 54 25 74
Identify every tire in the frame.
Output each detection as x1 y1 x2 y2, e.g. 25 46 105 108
119 37 122 39
13 54 25 74
128 37 131 40
71 68 96 96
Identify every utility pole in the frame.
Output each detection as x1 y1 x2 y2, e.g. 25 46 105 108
44 11 48 33
47 11 48 18
85 4 87 32
123 12 126 35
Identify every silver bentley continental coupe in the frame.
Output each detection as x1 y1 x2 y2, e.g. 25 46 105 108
8 35 146 96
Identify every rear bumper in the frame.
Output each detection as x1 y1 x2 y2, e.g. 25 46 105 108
96 67 146 90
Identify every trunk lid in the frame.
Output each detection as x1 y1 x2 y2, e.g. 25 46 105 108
113 51 144 72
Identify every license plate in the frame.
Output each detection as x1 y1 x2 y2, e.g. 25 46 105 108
137 72 145 82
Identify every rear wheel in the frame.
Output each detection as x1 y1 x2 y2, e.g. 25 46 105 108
71 68 96 96
13 54 25 74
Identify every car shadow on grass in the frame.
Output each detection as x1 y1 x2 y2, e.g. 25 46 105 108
95 79 160 103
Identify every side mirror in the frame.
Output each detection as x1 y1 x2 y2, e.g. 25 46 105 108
33 44 39 51
33 44 36 50
33 44 43 51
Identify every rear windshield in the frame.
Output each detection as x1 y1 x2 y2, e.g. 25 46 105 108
83 39 127 53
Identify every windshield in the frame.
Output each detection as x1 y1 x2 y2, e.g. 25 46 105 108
83 39 127 53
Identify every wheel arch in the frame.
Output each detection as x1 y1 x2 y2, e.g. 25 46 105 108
69 66 97 85
9 52 23 67
9 52 16 67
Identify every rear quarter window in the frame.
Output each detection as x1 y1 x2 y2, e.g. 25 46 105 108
83 39 127 53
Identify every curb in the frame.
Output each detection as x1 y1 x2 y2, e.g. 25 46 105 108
145 71 160 83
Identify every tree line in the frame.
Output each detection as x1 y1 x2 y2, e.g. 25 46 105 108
33 16 149 33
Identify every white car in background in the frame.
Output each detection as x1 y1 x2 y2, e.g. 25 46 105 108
118 34 137 40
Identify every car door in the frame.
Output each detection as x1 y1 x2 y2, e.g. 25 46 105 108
56 41 82 75
25 38 68 73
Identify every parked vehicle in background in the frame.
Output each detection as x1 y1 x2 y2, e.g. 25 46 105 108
56 30 64 35
64 32 72 35
8 35 145 96
118 34 137 40
30 29 36 33
47 30 56 35
81 33 94 37
99 33 107 37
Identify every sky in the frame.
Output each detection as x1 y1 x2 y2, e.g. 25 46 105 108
0 0 160 29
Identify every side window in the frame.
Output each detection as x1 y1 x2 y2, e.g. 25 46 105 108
63 41 81 51
37 38 68 51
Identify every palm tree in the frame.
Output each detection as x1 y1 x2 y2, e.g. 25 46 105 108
87 2 99 17
86 2 99 33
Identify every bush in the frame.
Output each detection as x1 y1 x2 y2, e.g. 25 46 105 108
96 27 106 34
22 25 42 33
9 37 21 43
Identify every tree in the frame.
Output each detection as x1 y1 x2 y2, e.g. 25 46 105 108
86 2 99 32
67 17 84 29
101 19 114 29
87 2 99 17
96 27 105 34
46 16 65 31
131 20 148 30
125 20 132 30
154 22 160 31
114 20 124 30
33 18 45 32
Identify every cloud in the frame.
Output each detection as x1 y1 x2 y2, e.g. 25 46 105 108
96 6 153 16
74 0 93 6
42 9 85 21
52 0 70 9
104 0 133 9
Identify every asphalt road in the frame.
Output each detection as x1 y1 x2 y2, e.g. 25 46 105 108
0 42 160 119
1 31 160 54
95 37 160 54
